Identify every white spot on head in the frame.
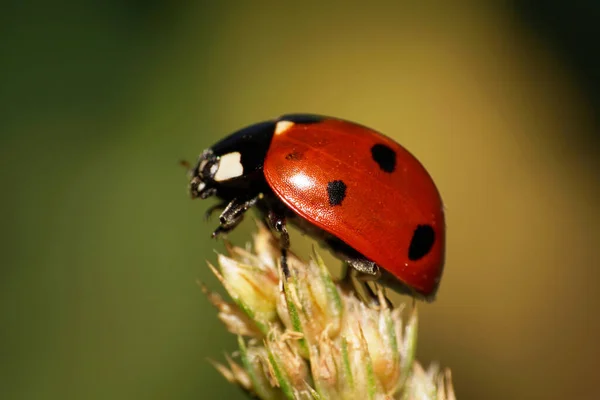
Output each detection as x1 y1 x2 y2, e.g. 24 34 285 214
275 120 295 135
209 162 218 176
197 182 206 192
214 152 244 182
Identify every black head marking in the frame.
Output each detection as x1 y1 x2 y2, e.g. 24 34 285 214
408 225 435 261
371 143 397 173
278 114 325 125
327 180 347 206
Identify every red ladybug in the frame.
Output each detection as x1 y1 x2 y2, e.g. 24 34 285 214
188 114 445 300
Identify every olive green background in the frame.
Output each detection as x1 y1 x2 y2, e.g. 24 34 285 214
1 2 598 400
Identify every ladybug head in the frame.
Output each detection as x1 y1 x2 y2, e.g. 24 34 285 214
188 149 220 200
189 147 254 201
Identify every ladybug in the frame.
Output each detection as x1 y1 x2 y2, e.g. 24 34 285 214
188 114 445 301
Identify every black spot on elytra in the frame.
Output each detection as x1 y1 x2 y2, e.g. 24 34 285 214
371 143 397 173
327 180 347 206
285 151 304 161
408 225 435 261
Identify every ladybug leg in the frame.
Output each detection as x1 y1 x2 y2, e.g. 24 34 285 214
346 258 380 276
211 196 259 238
346 259 393 308
267 211 291 278
204 201 229 221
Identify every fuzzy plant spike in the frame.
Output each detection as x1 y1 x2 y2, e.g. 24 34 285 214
201 222 456 400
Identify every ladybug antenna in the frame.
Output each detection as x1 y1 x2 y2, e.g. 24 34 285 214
179 159 191 169
180 159 196 178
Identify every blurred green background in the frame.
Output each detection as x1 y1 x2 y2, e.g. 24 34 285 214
1 2 598 399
